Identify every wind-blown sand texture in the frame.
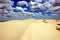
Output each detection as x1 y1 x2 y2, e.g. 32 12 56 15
0 19 60 40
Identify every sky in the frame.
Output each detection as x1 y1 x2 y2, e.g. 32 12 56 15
13 0 30 2
12 0 30 6
10 0 60 17
11 0 60 20
0 0 60 22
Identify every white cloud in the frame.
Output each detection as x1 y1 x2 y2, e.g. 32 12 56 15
29 1 40 10
17 1 28 6
23 8 27 10
34 0 43 2
0 9 2 12
45 0 55 4
15 7 24 12
47 6 60 13
0 0 60 21
29 1 52 11
9 1 14 6
0 9 8 13
5 5 13 10
0 0 14 11
29 1 37 6
52 0 60 4
28 12 36 16
43 1 52 8
51 14 56 16
51 6 60 11
0 0 11 3
30 6 39 10
39 12 43 16
37 4 48 11
0 4 6 9
0 0 14 6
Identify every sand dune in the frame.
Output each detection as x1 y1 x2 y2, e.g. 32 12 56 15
0 19 60 40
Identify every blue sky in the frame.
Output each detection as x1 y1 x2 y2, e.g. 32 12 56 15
12 0 30 6
0 0 60 22
12 0 52 15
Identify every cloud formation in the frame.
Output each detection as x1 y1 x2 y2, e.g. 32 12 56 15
17 1 28 7
0 0 60 22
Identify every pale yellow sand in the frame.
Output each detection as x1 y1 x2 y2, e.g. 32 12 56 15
0 19 60 40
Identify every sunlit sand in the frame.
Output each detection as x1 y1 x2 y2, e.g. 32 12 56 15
0 19 60 40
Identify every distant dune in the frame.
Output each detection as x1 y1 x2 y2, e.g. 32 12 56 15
0 19 60 40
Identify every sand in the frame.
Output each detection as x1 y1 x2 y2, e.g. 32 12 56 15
0 19 60 40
